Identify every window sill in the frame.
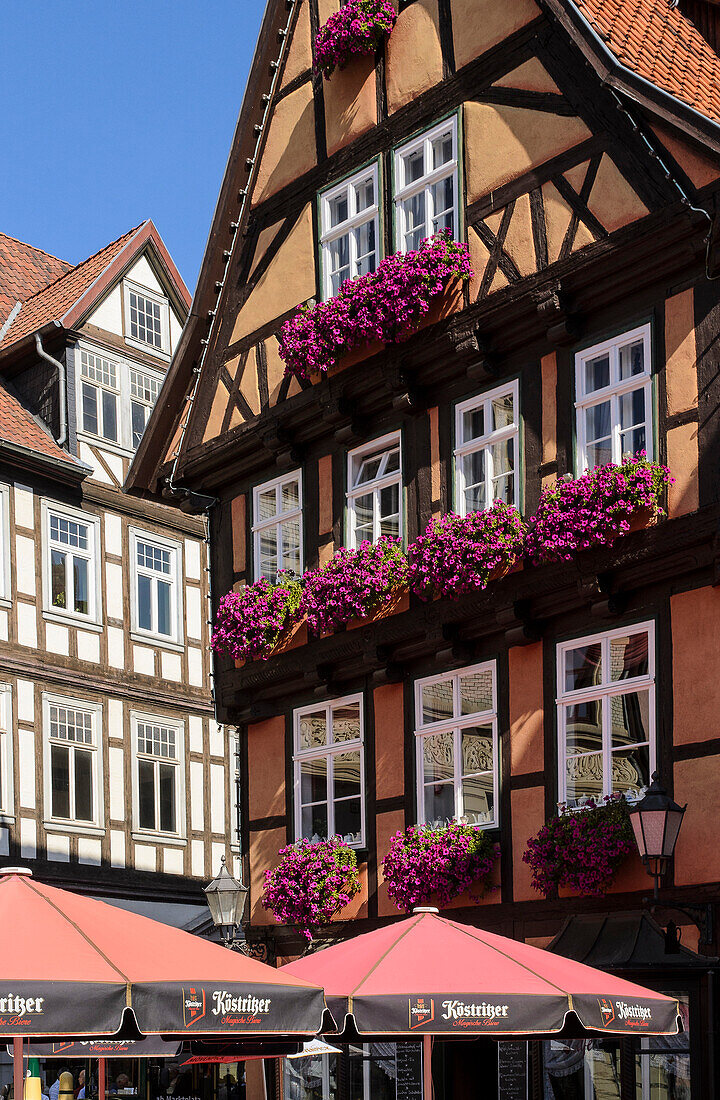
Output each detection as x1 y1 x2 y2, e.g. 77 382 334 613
125 337 171 363
0 597 11 611
131 831 187 848
130 631 184 654
0 814 16 826
43 611 103 633
77 431 135 462
44 821 105 837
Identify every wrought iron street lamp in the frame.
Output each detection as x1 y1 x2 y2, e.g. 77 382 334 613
204 855 249 949
629 772 686 900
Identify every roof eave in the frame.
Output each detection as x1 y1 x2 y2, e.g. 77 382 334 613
548 0 720 152
0 437 90 486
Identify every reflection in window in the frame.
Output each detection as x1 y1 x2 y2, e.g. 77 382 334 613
252 471 303 583
294 697 364 846
394 119 458 252
320 164 380 299
135 718 180 835
558 625 655 808
415 663 498 828
47 701 97 824
347 434 402 547
454 381 520 514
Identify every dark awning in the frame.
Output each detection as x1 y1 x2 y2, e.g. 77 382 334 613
548 912 717 969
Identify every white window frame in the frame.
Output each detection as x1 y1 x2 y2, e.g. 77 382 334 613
123 279 171 357
415 661 499 829
0 684 13 822
319 162 381 301
454 379 520 515
347 431 403 548
129 527 183 648
252 470 304 583
42 693 104 834
394 116 459 253
78 347 121 447
575 323 653 474
0 484 10 606
41 500 101 626
131 711 186 843
293 694 366 849
76 340 164 458
556 621 656 809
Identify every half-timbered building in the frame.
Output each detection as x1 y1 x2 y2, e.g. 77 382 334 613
0 225 236 929
128 0 720 1095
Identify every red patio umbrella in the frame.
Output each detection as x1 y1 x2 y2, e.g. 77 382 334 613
0 868 325 1039
282 908 679 1038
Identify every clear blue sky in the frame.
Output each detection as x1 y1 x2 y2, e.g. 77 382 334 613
2 1 265 293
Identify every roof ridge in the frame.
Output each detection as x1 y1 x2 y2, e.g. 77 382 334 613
0 232 73 268
20 221 147 306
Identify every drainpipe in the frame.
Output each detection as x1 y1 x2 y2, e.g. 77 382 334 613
34 332 67 446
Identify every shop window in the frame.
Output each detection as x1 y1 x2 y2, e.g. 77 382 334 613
556 622 656 809
394 117 458 252
454 380 520 514
347 432 402 547
284 1044 422 1099
293 695 365 847
252 470 303 583
414 662 498 828
43 502 100 623
130 528 181 644
132 714 184 837
575 323 653 472
43 696 101 827
320 163 380 300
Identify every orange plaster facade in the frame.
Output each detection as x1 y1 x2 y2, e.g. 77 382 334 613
671 587 720 744
248 716 287 820
509 644 544 775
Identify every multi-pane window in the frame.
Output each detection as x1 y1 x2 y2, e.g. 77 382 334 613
134 717 181 835
130 369 161 448
415 663 498 828
285 1044 421 1100
294 696 364 847
253 472 303 582
454 381 520 514
320 164 380 299
347 433 402 547
394 118 458 252
46 700 98 825
0 484 9 602
47 508 96 620
80 349 119 443
132 532 179 641
557 622 655 808
126 287 165 350
575 324 653 472
0 686 11 817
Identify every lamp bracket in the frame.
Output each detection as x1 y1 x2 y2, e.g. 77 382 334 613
646 900 715 953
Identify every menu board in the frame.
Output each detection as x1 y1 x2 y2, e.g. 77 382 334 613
498 1041 528 1100
396 1043 423 1100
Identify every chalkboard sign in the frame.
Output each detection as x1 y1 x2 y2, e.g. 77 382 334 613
396 1042 423 1100
498 1041 528 1100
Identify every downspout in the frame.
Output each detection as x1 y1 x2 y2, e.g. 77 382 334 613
34 332 67 447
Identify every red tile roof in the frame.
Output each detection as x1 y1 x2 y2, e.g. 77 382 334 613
0 377 81 465
0 224 145 349
0 234 72 326
576 0 720 124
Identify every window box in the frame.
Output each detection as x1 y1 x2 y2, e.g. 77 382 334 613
314 0 397 80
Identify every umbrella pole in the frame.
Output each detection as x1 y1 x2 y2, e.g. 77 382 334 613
422 1035 432 1100
12 1038 23 1100
98 1058 106 1100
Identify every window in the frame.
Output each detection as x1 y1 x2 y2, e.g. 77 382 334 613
252 471 303 582
44 504 99 622
557 622 655 808
294 696 364 847
575 324 653 472
347 433 402 547
394 118 458 252
44 697 100 826
454 381 520 514
284 1044 421 1100
130 368 161 448
0 483 9 603
133 715 183 836
320 164 380 299
0 685 12 818
123 281 169 353
131 529 181 643
415 663 498 828
76 342 164 454
80 349 119 443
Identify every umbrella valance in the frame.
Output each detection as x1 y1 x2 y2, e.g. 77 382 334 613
0 869 324 1039
282 909 679 1038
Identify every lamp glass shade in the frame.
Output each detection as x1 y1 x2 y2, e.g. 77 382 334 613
632 808 669 860
203 860 249 928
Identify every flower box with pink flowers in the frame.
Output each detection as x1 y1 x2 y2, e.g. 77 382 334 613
314 0 397 79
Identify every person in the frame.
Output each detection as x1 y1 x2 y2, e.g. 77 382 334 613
76 1071 85 1100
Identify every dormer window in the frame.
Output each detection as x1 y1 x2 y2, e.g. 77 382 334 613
123 280 170 355
77 341 163 454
